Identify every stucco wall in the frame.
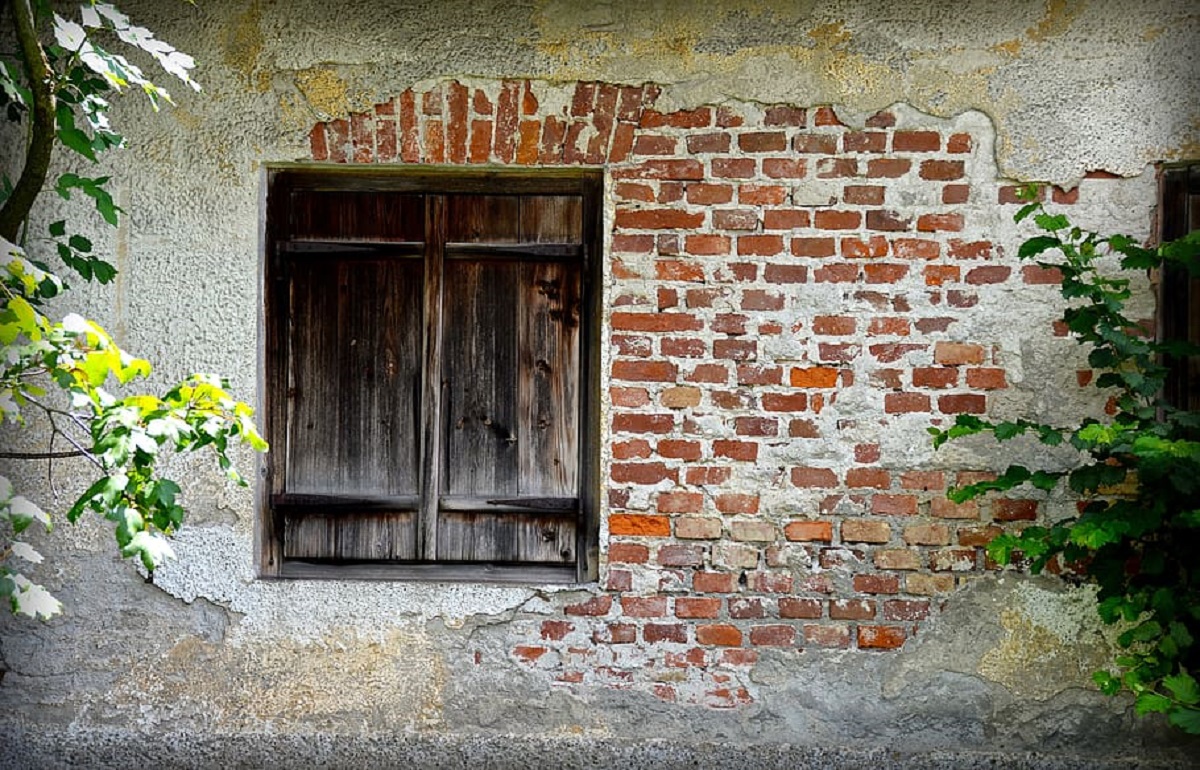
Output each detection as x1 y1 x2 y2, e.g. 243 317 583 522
1 1 1198 767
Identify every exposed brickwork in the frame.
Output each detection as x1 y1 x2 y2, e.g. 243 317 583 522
308 81 1102 708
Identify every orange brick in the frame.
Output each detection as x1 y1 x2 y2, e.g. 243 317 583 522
696 623 743 646
609 514 671 536
857 624 908 649
784 520 834 542
934 341 986 365
790 366 840 388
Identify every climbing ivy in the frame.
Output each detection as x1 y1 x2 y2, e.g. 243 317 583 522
930 185 1200 733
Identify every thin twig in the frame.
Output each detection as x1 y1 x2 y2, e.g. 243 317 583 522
0 450 85 459
46 426 60 499
20 397 104 471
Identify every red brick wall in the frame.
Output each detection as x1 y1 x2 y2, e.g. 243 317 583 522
307 79 1101 707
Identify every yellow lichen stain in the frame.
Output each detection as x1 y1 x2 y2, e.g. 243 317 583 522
1142 25 1164 41
978 608 1111 701
990 0 1084 57
1156 134 1200 162
222 1 269 93
294 68 352 121
171 107 202 132
808 21 851 49
278 93 317 132
109 629 446 732
529 2 901 112
1026 0 1084 43
991 38 1022 57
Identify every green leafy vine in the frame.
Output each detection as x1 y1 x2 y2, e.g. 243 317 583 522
931 185 1200 732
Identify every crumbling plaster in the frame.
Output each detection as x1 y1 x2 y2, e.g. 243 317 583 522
166 0 1200 187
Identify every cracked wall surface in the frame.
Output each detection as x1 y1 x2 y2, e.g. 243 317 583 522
1 1 1198 766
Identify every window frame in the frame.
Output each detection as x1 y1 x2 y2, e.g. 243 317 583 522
1159 163 1199 412
258 166 603 583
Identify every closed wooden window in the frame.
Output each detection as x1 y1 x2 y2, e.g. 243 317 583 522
1160 164 1199 412
260 169 602 583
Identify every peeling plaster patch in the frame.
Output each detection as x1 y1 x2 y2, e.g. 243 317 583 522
109 628 445 732
977 581 1116 700
294 67 352 120
150 527 544 644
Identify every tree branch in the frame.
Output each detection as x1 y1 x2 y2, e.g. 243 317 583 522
0 450 87 459
0 0 56 242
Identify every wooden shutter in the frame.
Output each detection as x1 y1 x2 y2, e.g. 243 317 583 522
263 172 598 581
437 195 582 564
276 190 426 561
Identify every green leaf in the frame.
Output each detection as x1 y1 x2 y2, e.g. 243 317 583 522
1014 201 1040 223
1119 620 1164 647
9 541 44 564
68 234 92 253
57 126 98 161
1093 670 1121 696
994 421 1024 440
48 220 66 237
1030 471 1060 491
153 479 181 508
1135 692 1173 715
1034 212 1070 231
68 474 127 523
121 530 176 571
1168 705 1200 734
1169 622 1194 650
92 187 121 227
1018 235 1061 261
112 506 144 548
9 575 62 620
7 495 50 533
1163 674 1200 706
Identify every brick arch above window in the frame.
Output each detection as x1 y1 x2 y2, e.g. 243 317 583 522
305 79 831 169
308 80 652 167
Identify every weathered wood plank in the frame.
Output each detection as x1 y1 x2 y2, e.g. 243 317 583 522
283 511 417 560
443 243 582 260
260 172 290 576
441 259 520 497
419 196 447 560
577 172 604 582
279 560 576 583
272 493 420 510
446 195 519 243
519 195 582 243
289 190 424 241
281 241 424 256
285 258 340 495
517 260 580 498
275 166 594 196
436 510 576 563
336 259 423 496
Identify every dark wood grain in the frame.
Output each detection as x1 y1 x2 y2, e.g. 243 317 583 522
518 260 580 498
419 195 447 560
436 510 576 563
263 167 602 580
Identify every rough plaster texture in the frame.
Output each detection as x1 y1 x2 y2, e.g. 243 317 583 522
2 1 1199 767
